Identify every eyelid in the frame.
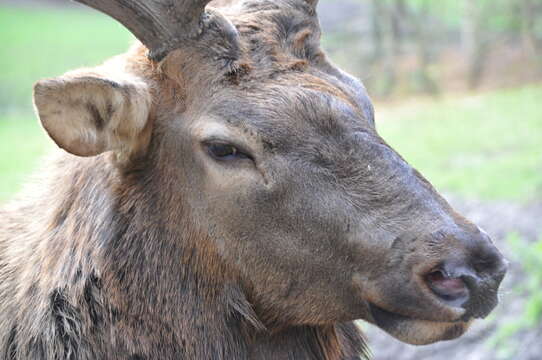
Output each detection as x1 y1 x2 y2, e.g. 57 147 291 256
202 138 254 161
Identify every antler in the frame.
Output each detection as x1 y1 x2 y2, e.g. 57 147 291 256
74 0 219 61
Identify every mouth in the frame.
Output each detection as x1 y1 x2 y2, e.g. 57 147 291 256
368 302 471 345
369 302 414 328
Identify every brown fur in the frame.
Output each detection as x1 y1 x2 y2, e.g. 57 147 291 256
0 1 505 359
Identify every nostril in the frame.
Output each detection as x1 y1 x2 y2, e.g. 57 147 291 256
425 269 470 307
474 250 508 283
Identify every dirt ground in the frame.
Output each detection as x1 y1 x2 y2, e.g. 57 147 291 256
366 194 542 360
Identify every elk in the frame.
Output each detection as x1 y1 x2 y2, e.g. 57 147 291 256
0 0 507 359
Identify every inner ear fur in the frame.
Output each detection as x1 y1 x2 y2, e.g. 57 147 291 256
33 66 153 160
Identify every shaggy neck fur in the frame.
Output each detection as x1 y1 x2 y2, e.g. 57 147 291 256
0 154 368 360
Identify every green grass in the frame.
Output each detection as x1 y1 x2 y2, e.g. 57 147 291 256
377 86 542 201
1 6 541 203
0 111 52 200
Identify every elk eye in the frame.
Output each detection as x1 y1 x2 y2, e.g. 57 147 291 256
206 143 250 161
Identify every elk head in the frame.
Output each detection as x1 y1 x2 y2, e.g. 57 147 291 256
32 0 506 346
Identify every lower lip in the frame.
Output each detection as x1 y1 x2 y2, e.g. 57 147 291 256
369 303 410 328
368 302 465 327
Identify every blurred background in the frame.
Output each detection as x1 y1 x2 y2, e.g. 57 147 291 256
0 0 541 359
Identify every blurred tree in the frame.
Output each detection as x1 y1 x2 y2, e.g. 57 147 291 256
408 0 440 94
519 0 542 66
368 0 400 96
368 0 440 96
462 0 492 89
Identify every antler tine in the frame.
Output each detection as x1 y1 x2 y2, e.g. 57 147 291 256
74 0 214 61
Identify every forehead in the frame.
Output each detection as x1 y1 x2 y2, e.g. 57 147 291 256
209 81 372 148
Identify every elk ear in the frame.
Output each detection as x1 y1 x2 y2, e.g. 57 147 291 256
33 71 152 159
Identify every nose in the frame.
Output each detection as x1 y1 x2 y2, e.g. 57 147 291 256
424 228 508 319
